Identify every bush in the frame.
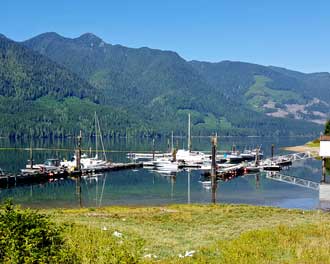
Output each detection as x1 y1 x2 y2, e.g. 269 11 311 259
0 201 76 263
325 120 330 135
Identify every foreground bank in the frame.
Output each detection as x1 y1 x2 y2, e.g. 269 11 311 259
36 204 329 263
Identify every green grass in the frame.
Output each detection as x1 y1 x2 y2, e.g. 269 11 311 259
191 223 330 264
43 204 330 263
307 138 320 147
245 75 304 110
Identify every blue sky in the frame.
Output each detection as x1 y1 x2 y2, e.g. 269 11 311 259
2 0 330 73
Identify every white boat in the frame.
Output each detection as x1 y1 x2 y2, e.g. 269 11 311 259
176 149 206 164
199 180 212 190
61 113 108 170
142 161 155 167
153 158 179 171
157 165 179 172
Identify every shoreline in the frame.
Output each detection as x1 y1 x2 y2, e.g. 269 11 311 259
282 143 319 157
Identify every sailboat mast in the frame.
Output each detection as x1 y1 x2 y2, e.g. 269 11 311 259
188 113 191 152
95 112 98 159
171 130 174 152
29 129 33 169
96 114 107 161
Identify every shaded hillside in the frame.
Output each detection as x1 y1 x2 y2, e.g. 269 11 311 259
0 34 93 100
0 35 146 137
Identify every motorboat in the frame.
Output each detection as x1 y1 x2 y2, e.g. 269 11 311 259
22 158 61 173
223 152 243 163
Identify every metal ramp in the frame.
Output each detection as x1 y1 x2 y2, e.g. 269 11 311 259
262 151 312 165
265 172 319 190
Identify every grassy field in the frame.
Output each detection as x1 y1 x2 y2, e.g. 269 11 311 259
44 204 330 263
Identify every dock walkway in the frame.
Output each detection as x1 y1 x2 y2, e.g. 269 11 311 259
0 162 142 188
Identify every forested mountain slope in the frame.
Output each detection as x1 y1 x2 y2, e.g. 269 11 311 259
0 35 144 137
190 61 330 124
19 32 324 137
0 33 325 137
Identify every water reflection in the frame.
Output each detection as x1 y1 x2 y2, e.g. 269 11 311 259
187 170 190 204
255 173 260 190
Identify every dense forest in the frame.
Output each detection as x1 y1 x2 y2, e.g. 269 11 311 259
0 33 327 138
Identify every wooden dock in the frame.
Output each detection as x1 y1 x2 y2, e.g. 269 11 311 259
0 162 142 189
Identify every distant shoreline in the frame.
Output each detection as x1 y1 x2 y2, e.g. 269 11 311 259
283 141 319 157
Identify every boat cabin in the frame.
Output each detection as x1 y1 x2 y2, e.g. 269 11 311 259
44 159 61 167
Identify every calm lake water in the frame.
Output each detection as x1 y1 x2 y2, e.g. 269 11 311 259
0 136 323 209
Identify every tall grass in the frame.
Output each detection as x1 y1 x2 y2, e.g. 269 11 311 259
47 204 330 263
64 224 143 263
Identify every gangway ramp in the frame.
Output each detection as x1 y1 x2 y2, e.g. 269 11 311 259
262 151 312 166
266 172 319 191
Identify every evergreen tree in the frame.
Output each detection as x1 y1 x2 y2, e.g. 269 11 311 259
325 120 330 135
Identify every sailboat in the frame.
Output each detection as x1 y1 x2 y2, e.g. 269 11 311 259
150 113 206 172
61 113 108 170
175 113 206 165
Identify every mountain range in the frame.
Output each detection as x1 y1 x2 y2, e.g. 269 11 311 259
0 32 328 138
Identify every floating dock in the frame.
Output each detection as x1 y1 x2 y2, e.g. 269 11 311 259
0 162 142 189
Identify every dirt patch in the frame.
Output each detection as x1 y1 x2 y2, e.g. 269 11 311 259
282 145 319 157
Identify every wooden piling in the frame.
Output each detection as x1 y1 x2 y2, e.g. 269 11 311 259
29 146 34 169
152 138 155 161
76 131 82 207
271 144 274 159
232 144 236 153
255 147 260 166
76 131 82 171
211 135 217 204
322 158 326 183
172 148 177 162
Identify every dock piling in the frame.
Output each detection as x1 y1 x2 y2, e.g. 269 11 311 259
76 131 82 207
152 138 155 161
211 134 217 204
255 147 260 166
322 158 326 183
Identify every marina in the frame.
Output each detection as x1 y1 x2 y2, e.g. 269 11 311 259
0 117 312 190
0 134 325 209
